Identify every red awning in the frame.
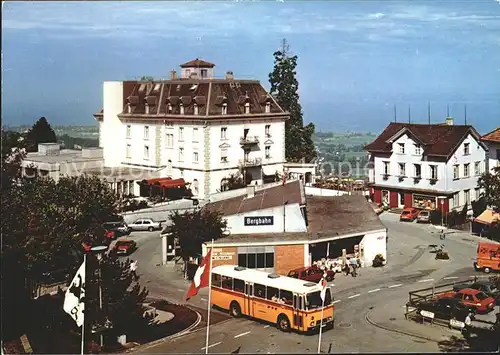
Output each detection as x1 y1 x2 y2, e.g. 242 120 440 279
145 177 172 185
159 178 186 188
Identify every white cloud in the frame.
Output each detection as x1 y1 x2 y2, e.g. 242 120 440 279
2 1 499 46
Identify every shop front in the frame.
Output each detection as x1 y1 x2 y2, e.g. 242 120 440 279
371 186 450 214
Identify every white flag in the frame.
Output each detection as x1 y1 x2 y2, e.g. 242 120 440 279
63 258 86 327
318 276 327 302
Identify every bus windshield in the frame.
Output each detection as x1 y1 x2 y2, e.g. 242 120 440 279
306 288 332 309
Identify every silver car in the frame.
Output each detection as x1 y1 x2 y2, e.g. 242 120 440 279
127 218 163 232
417 210 431 223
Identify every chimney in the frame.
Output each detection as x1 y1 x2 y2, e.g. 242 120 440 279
445 116 454 126
246 185 255 199
170 70 177 80
226 71 234 80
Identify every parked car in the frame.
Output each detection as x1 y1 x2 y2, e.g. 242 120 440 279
453 280 500 302
287 266 335 282
416 210 431 223
103 221 130 238
400 208 419 222
112 239 137 256
416 297 474 322
438 288 495 314
127 218 163 232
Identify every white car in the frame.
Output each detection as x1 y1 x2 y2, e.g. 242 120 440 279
127 218 163 232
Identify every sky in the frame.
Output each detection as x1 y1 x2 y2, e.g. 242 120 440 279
2 0 500 134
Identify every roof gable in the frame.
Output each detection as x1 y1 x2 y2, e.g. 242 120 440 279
365 122 481 158
481 127 500 143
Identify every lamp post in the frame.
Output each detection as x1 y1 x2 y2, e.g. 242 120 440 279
438 196 447 227
91 245 108 348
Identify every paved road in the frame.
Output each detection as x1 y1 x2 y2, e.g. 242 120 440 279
128 212 491 353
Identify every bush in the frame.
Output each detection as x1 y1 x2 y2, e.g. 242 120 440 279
436 250 450 260
372 254 385 267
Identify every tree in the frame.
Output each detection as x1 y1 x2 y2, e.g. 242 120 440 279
140 76 154 81
167 209 227 278
478 166 500 210
269 39 317 163
25 117 57 152
1 130 26 189
221 172 246 191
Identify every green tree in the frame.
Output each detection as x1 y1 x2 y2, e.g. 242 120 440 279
140 76 154 81
25 117 57 152
269 39 317 163
1 130 26 189
478 166 500 210
167 209 227 278
221 172 246 191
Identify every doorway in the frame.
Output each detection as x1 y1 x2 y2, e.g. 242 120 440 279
382 190 389 205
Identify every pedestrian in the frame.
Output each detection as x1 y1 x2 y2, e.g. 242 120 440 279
350 257 358 277
130 260 138 281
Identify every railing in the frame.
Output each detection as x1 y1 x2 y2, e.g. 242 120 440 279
240 136 259 145
238 157 262 167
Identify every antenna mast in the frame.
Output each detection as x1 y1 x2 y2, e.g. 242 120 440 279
464 104 467 125
428 101 431 124
394 104 397 122
408 104 411 123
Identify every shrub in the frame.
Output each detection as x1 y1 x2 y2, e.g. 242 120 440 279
436 250 450 260
372 254 385 267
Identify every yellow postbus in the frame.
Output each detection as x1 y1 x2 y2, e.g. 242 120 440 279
210 265 335 333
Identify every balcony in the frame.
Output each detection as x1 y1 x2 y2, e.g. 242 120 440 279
240 136 259 146
238 157 262 167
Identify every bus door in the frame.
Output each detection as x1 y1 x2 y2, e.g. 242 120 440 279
292 294 304 330
244 282 254 316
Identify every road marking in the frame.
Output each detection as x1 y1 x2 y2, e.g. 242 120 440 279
201 297 207 301
332 300 341 304
263 325 270 328
418 279 434 283
234 331 251 338
177 289 183 292
368 288 380 293
201 342 222 350
443 276 458 280
348 294 361 299
389 284 402 288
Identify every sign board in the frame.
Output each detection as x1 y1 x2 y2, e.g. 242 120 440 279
212 250 234 261
420 310 435 319
449 319 465 329
244 216 274 226
377 236 385 240
20 334 33 354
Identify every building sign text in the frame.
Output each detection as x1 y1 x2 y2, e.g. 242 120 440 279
244 216 274 226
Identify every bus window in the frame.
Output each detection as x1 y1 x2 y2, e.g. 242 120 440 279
279 290 293 306
254 283 266 299
306 289 332 309
233 278 245 293
212 273 222 288
221 276 233 290
267 287 279 302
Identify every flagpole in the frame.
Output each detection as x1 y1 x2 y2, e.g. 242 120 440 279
205 239 214 354
317 295 325 354
81 253 86 355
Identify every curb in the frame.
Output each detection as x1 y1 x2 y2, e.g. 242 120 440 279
126 308 202 353
364 309 449 344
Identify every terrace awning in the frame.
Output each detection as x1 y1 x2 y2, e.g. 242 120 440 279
475 209 500 225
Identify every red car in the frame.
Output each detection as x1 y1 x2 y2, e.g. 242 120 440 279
287 266 335 282
400 208 419 222
112 239 137 256
438 288 495 314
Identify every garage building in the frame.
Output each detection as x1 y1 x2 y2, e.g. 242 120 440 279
202 180 387 276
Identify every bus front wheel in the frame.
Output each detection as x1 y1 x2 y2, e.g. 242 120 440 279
484 267 491 273
277 314 291 332
230 301 242 318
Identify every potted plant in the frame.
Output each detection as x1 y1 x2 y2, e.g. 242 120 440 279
372 254 386 267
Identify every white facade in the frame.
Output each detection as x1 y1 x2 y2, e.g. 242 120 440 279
359 230 387 267
98 84 288 198
223 203 306 235
370 132 486 210
484 140 500 173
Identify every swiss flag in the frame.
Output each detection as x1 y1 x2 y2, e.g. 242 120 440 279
318 275 327 302
185 249 212 301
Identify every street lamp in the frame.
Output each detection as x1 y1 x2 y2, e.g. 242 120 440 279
91 245 108 348
438 196 447 226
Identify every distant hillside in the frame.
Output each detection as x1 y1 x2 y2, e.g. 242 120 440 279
57 134 99 149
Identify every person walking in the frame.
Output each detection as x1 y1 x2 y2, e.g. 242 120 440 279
350 257 358 277
130 260 139 281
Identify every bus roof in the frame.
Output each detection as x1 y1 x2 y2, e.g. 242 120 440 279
212 265 324 295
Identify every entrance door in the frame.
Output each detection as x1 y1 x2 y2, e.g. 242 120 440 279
399 192 405 208
244 283 253 317
292 294 304 331
382 190 389 205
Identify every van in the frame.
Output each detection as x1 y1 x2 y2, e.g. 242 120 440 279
474 242 500 273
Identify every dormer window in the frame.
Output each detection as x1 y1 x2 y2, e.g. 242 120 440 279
265 102 271 113
244 102 250 114
222 103 228 115
180 103 185 115
194 103 199 115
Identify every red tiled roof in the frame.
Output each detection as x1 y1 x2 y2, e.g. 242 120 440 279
364 122 481 157
481 127 500 143
180 58 215 68
203 180 305 216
